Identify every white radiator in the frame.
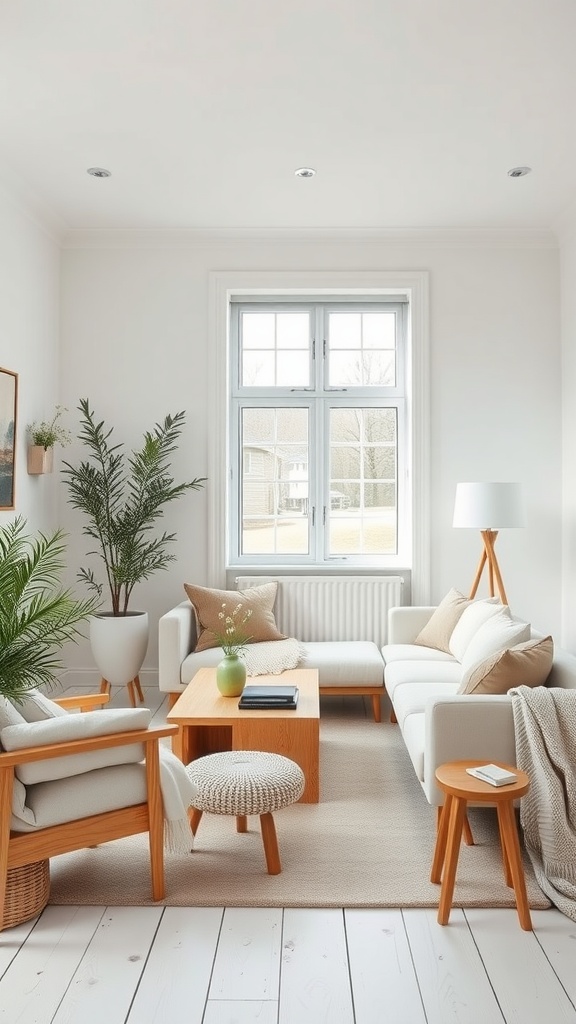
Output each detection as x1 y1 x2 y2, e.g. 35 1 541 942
235 575 403 649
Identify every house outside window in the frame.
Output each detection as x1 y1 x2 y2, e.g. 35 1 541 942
229 299 410 568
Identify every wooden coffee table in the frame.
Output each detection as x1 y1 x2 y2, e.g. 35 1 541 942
167 668 320 802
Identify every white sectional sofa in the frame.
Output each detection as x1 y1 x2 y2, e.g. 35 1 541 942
383 601 576 806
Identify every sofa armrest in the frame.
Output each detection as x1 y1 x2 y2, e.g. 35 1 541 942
388 606 436 644
158 600 197 693
422 694 516 805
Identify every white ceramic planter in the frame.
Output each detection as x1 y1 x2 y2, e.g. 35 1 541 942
89 611 149 685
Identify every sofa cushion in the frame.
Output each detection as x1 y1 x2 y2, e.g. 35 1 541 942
184 582 286 653
391 680 460 728
384 660 462 701
0 696 26 733
382 643 457 665
1 708 152 785
413 588 471 653
300 641 384 687
459 607 531 675
459 635 554 695
181 640 384 688
448 598 503 661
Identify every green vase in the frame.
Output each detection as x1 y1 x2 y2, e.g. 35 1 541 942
216 653 247 697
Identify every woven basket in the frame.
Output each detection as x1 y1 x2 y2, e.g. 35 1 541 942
3 861 50 929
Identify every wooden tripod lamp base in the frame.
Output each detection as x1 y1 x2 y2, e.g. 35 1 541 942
469 530 508 605
453 482 525 608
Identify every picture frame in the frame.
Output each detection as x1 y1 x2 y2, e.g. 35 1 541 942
0 367 18 510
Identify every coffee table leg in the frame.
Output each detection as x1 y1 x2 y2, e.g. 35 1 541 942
438 796 467 925
497 801 532 931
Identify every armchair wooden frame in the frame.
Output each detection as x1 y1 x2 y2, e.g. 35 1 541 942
0 693 177 931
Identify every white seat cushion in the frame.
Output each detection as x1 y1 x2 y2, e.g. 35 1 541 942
391 681 460 728
182 640 384 689
382 643 457 664
300 641 384 687
384 660 462 701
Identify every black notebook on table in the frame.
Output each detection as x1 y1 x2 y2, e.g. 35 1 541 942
238 684 299 710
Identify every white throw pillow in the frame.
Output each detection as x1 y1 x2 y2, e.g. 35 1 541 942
14 689 68 723
459 608 531 675
448 598 502 661
1 707 152 785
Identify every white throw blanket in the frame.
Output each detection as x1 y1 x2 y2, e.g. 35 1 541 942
510 684 576 920
244 638 306 676
159 747 198 854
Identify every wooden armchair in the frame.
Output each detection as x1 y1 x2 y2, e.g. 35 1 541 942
0 692 179 930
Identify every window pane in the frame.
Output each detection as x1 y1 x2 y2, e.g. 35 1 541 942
328 407 397 555
243 313 275 348
241 310 310 387
276 313 309 349
243 351 275 386
277 350 309 387
240 407 309 555
328 310 396 386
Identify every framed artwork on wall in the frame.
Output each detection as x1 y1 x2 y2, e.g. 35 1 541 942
0 367 18 509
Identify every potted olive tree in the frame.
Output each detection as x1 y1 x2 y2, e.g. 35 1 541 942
61 399 205 700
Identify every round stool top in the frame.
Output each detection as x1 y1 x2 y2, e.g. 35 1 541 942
435 760 529 802
186 750 305 816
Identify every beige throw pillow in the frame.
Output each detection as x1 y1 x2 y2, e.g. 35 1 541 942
458 636 554 696
414 588 471 653
184 582 287 653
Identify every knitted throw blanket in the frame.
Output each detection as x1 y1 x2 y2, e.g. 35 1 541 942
158 747 198 854
510 684 576 920
243 638 306 677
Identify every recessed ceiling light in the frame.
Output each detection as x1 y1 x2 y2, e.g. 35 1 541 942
507 166 532 178
295 167 316 178
87 167 111 178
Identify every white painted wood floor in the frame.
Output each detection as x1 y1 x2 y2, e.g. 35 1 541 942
1 684 575 1024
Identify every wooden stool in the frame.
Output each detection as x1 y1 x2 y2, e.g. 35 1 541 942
431 760 532 931
186 750 305 875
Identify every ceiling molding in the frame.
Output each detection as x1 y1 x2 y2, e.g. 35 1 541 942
61 225 558 251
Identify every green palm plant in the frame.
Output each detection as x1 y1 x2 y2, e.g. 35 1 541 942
0 517 99 702
61 399 206 616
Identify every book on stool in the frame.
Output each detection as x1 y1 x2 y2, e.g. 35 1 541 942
465 764 517 787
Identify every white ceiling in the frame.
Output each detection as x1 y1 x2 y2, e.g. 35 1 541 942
1 1 576 234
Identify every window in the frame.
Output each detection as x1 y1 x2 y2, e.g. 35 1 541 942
229 299 410 567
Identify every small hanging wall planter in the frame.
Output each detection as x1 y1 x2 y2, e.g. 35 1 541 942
27 405 72 475
27 445 54 475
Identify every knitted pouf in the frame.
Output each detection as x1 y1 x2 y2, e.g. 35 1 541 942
186 750 305 874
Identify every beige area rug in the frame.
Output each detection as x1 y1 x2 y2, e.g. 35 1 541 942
48 710 550 910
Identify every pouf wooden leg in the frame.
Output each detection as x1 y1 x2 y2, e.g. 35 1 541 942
259 812 281 875
189 807 203 835
236 815 248 833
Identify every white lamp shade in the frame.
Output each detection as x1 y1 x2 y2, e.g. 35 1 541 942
453 482 526 529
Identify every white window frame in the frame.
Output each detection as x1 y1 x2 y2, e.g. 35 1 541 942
207 270 430 602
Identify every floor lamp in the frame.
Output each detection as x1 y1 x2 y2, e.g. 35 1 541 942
453 482 525 605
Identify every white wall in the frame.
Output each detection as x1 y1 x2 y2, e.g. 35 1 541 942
560 224 576 651
0 182 61 533
58 231 562 676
